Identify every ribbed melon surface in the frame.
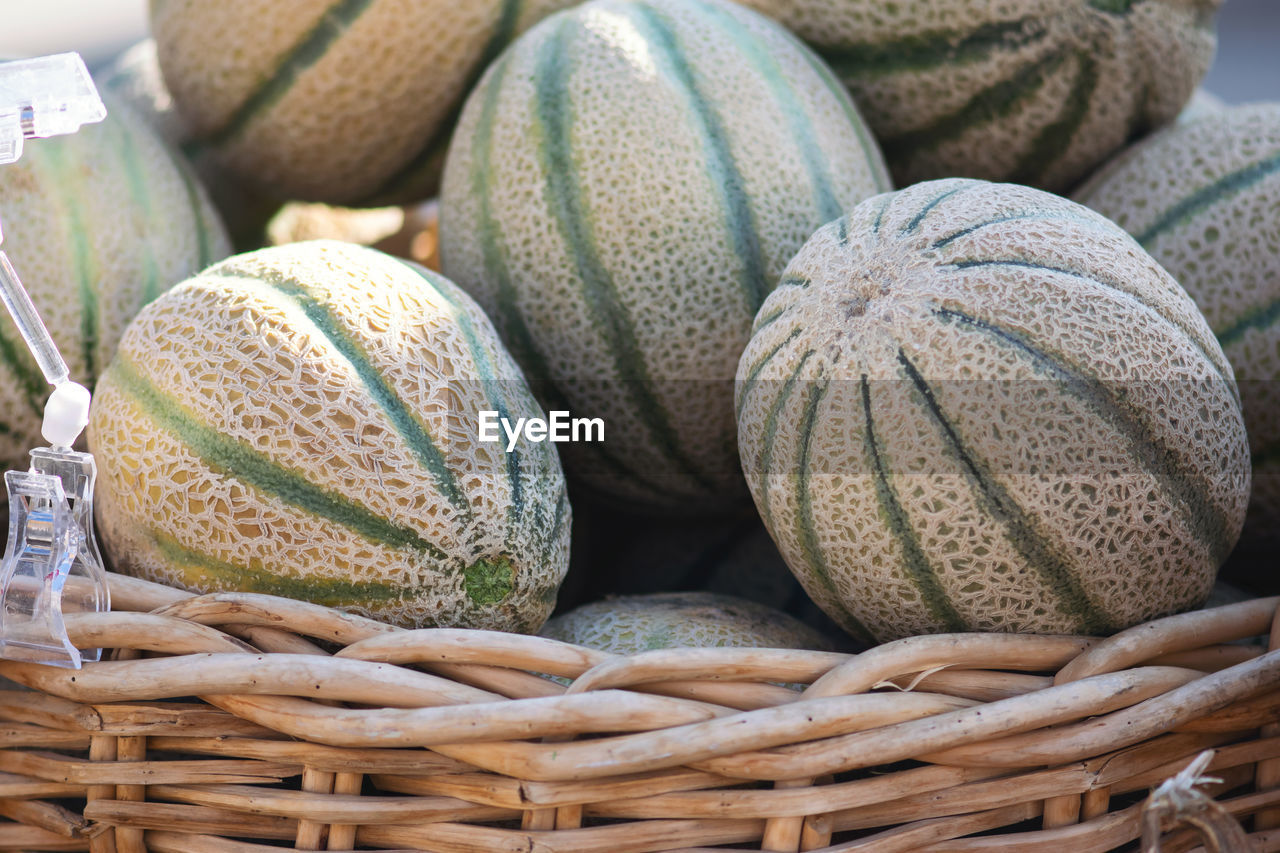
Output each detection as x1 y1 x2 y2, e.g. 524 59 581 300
737 0 1218 192
0 89 229 469
542 592 831 653
1076 103 1280 555
88 240 570 632
150 0 578 203
736 179 1249 642
440 0 890 511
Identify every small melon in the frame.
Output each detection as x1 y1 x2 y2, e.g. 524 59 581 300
1075 103 1280 557
737 0 1219 192
736 179 1249 642
149 0 578 203
440 0 889 511
87 240 570 632
0 88 229 469
566 503 847 643
542 592 832 653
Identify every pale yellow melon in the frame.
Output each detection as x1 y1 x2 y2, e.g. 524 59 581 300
88 240 570 632
541 592 831 653
1076 103 1280 557
150 0 578 203
736 179 1249 642
440 0 889 511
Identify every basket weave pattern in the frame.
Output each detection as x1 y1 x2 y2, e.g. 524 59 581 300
0 574 1277 853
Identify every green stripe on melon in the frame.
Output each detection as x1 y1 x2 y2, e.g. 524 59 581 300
440 0 889 511
736 179 1249 641
1075 103 1280 556
152 0 580 203
88 240 570 633
735 0 1218 192
0 89 229 469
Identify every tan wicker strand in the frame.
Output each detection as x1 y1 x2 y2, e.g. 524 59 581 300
144 783 517 825
1055 597 1279 684
59 614 257 656
0 653 504 707
83 801 297 841
294 767 334 850
0 798 90 839
336 629 613 676
324 771 364 850
0 752 298 786
86 737 117 853
421 661 567 699
2 725 93 749
81 703 282 739
114 737 146 853
148 595 399 646
564 649 850 694
0 771 85 799
818 802 1044 852
806 634 1094 698
369 768 743 810
145 738 470 776
0 823 91 851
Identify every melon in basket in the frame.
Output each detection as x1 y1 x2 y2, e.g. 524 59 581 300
87 240 570 633
1075 102 1280 561
542 591 832 653
735 179 1250 642
439 0 890 512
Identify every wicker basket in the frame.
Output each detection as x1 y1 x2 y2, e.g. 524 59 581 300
0 573 1277 853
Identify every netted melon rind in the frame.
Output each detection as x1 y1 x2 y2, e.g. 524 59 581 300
439 0 890 512
735 0 1217 192
1075 102 1280 554
88 240 571 633
149 0 578 203
736 179 1249 642
542 591 832 653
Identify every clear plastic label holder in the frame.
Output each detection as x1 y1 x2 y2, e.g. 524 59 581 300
0 52 109 669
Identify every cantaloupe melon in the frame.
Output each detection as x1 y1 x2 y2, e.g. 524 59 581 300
87 240 570 632
542 592 831 653
736 0 1219 192
440 0 889 511
1075 103 1280 558
736 179 1249 642
0 89 229 470
149 0 578 204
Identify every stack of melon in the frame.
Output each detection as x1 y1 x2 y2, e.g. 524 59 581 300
4 0 1269 646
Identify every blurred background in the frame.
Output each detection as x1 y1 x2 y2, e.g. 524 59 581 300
0 0 1275 102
